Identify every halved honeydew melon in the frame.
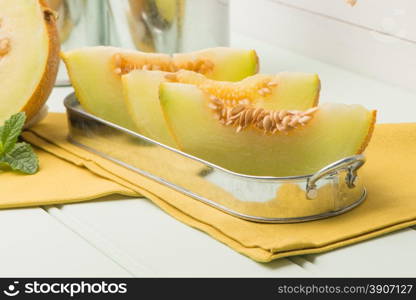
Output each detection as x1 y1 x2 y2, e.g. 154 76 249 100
159 82 376 177
0 0 59 125
61 46 258 131
121 70 320 148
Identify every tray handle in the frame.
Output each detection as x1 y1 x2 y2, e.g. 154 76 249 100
306 154 366 199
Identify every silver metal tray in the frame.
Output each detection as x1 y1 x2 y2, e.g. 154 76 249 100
64 93 366 223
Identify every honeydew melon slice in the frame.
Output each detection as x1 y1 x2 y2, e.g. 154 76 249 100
61 47 258 131
159 82 376 177
121 70 320 148
122 70 176 146
0 0 59 125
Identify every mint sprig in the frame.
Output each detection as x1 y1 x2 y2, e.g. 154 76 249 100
0 112 38 174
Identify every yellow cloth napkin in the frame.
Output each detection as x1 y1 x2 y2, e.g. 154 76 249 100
0 135 137 208
6 113 415 262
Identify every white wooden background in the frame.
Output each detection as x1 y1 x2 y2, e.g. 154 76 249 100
230 0 416 93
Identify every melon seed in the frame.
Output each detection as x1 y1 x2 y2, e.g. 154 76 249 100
0 38 10 57
208 103 218 110
288 115 300 128
273 111 281 123
262 115 273 132
278 110 288 120
165 73 177 81
302 107 318 116
244 109 253 125
281 115 291 127
251 107 263 121
230 104 245 116
299 115 312 124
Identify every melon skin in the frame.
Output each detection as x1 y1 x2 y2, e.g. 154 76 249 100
160 82 376 177
61 47 258 131
0 0 60 125
24 0 60 122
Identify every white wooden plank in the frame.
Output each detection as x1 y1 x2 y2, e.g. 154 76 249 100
230 0 416 92
274 0 416 42
303 229 416 277
57 197 309 277
231 33 416 124
0 207 131 277
45 205 157 277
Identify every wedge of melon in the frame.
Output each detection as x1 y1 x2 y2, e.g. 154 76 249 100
160 82 376 176
121 70 320 148
61 46 258 131
122 70 176 146
0 0 59 125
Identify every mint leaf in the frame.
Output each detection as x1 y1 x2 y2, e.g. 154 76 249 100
0 112 26 154
2 142 39 174
0 126 3 153
0 112 39 175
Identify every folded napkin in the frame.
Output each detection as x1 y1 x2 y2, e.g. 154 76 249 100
5 113 415 262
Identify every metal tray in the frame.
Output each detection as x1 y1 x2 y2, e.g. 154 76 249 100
64 93 367 223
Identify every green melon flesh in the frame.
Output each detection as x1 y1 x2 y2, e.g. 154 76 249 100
173 47 258 82
256 72 320 110
62 46 258 131
160 83 376 177
121 70 320 148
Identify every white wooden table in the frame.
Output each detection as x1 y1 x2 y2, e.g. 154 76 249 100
2 34 415 277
